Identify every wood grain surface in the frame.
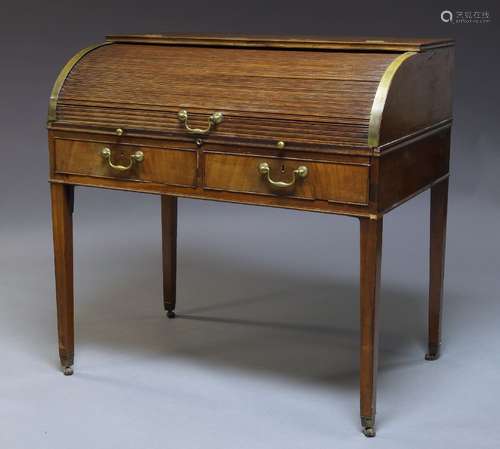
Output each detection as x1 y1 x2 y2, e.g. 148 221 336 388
427 178 449 360
107 33 454 52
377 48 454 145
56 44 399 148
359 216 383 429
54 138 198 187
48 35 453 436
204 152 369 205
50 183 74 370
376 129 450 213
162 195 178 315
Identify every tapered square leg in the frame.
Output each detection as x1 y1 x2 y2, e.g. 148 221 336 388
51 183 75 375
162 195 178 318
426 178 448 361
359 217 383 437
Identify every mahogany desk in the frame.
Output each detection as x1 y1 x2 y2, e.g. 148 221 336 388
48 34 453 437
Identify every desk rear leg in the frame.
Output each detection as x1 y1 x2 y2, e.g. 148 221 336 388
162 195 178 318
51 183 75 375
426 178 448 360
359 217 383 437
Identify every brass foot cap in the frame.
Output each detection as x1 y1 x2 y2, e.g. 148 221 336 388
362 427 376 438
63 366 74 376
361 416 375 437
166 310 176 319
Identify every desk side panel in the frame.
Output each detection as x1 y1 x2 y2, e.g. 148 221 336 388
377 129 450 213
378 47 454 147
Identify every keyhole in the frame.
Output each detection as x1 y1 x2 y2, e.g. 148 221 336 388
280 163 285 173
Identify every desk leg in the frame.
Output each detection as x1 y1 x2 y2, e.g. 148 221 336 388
426 178 448 361
162 195 177 318
51 183 75 376
359 217 383 437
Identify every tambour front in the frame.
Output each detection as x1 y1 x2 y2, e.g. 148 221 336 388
48 34 454 437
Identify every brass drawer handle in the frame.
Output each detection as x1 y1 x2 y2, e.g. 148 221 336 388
258 162 308 189
177 109 224 135
101 147 144 171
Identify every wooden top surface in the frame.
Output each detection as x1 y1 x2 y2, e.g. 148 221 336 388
106 33 454 52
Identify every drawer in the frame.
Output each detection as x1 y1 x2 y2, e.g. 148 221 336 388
54 139 197 187
204 152 369 205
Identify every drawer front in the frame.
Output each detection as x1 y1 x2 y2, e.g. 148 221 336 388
54 139 197 187
204 153 369 205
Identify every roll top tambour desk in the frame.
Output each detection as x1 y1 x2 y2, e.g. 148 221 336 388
48 34 453 437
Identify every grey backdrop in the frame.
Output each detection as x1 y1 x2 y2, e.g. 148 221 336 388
1 1 499 448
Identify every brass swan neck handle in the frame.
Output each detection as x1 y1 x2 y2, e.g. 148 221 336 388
177 110 224 135
101 147 144 171
258 162 308 189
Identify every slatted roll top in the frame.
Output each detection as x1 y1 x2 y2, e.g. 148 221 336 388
48 34 454 154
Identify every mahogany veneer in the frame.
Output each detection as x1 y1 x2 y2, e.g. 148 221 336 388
48 33 453 437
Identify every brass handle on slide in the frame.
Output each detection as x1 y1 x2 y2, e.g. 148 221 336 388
177 109 224 135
